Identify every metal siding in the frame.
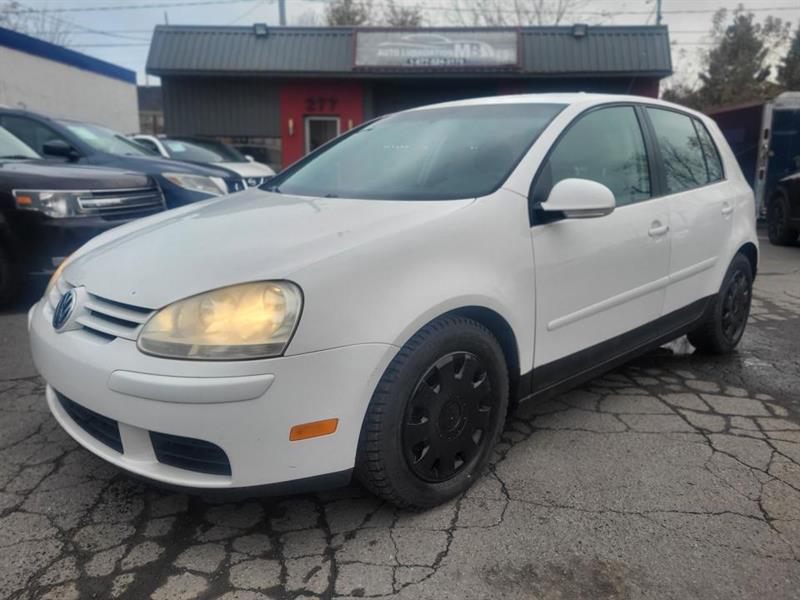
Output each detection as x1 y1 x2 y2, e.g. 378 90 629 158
162 77 280 137
520 28 670 74
147 25 671 77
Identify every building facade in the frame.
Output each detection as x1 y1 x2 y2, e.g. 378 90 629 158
0 27 138 133
147 25 672 170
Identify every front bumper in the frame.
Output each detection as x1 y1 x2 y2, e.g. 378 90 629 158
29 299 396 490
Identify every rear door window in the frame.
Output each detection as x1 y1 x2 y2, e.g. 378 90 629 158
646 108 710 194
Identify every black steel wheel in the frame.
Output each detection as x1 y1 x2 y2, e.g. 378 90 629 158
768 191 798 246
403 352 493 483
357 315 509 509
720 268 750 346
688 253 753 354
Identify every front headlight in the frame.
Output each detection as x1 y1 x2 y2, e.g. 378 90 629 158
162 173 228 196
45 254 73 298
137 281 303 360
14 190 83 218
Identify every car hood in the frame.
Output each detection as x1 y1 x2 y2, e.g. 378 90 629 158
64 189 472 309
0 160 151 190
90 153 237 179
216 161 275 178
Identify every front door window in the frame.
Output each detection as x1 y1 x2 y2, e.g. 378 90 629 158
305 116 340 155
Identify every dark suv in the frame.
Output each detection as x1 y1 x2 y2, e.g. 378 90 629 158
0 109 245 209
0 126 165 305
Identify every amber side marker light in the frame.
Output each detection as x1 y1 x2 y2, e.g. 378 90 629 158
289 418 339 441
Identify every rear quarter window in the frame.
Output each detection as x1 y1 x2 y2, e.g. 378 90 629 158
692 119 724 182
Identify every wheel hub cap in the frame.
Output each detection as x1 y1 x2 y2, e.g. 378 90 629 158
402 352 493 483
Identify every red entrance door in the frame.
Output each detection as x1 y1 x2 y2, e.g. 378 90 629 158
279 81 364 169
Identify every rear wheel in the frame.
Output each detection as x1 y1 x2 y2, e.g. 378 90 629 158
768 190 798 246
688 254 753 354
0 244 19 308
356 315 509 509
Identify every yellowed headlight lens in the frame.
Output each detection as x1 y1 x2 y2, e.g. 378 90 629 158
138 281 302 360
45 255 72 299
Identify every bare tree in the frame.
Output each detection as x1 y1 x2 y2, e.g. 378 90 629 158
295 9 322 26
453 0 595 27
0 1 72 45
384 0 423 27
325 0 373 27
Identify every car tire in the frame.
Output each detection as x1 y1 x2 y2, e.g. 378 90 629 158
687 253 753 355
356 315 509 509
767 190 798 246
0 244 19 308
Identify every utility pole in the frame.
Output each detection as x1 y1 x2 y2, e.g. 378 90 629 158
278 0 286 25
656 0 663 25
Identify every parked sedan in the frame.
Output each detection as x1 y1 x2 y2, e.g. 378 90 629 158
131 135 275 187
29 94 757 508
0 109 245 208
0 126 164 305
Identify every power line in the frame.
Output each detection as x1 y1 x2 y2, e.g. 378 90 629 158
3 0 261 13
6 0 800 16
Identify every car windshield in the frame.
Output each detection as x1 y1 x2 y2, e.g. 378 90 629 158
267 103 564 200
0 126 39 159
163 138 245 163
58 121 156 157
174 138 246 162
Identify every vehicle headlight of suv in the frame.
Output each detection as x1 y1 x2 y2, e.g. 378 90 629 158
162 173 228 196
14 190 86 218
137 281 303 360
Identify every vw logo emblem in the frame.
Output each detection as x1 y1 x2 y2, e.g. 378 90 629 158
53 289 77 330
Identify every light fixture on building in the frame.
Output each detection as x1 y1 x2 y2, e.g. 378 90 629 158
572 24 588 38
253 23 269 37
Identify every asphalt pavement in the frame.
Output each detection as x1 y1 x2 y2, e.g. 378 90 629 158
1 233 799 600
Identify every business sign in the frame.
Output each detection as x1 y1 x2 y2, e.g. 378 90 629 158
354 30 519 69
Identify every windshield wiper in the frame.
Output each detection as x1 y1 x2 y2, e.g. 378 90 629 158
0 155 34 159
324 192 338 198
265 185 282 193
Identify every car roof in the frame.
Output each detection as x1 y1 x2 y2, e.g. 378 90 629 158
405 93 706 119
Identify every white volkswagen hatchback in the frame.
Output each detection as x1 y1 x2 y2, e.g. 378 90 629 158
29 94 758 508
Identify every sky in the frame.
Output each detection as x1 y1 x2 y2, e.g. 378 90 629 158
8 0 800 85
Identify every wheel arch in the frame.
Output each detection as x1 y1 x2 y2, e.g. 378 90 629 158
736 241 758 277
444 305 523 402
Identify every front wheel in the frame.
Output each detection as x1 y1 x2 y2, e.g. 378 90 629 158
688 254 753 354
356 315 509 509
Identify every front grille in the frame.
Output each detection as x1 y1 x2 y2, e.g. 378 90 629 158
45 279 154 342
77 186 166 221
56 392 122 453
150 432 232 476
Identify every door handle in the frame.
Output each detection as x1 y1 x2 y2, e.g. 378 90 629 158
721 202 734 216
648 223 669 237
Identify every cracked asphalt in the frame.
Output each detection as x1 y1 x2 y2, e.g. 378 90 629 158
1 233 799 600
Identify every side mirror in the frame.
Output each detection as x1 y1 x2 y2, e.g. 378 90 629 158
541 178 615 219
245 154 255 163
42 139 79 160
